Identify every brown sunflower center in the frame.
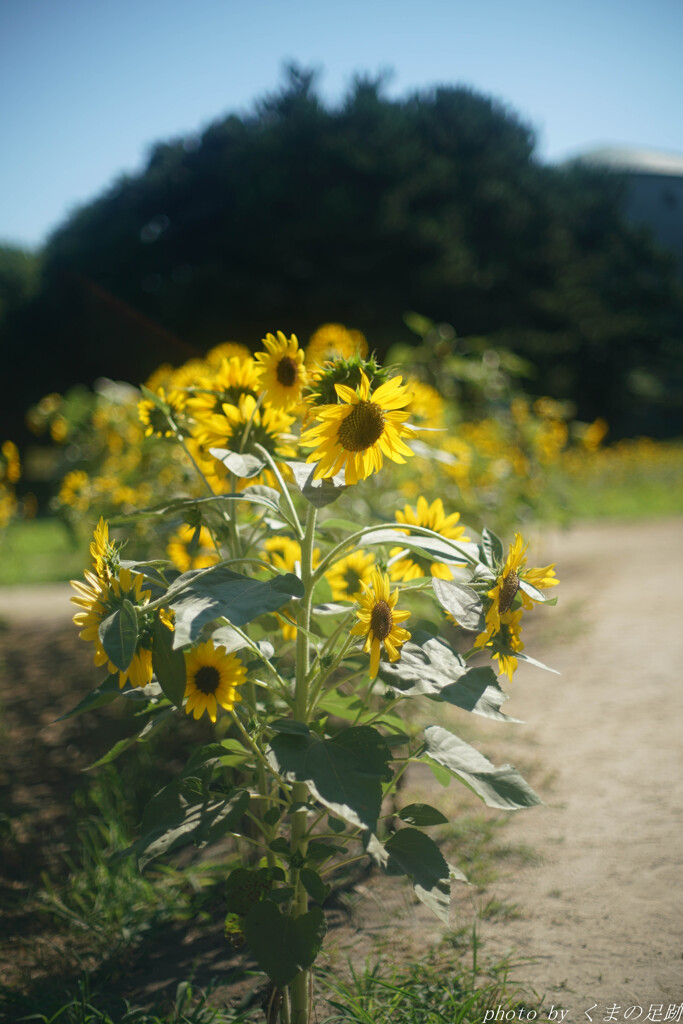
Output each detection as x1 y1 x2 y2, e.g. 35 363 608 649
194 665 221 694
498 570 520 614
276 356 298 387
337 401 386 452
370 599 393 641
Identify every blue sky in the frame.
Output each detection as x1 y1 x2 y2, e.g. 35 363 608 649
1 0 682 249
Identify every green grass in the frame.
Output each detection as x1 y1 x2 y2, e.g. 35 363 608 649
318 934 540 1024
0 517 87 585
561 473 683 520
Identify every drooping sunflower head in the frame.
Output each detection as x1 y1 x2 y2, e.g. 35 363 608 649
254 332 308 410
300 370 415 486
350 567 411 679
184 640 246 722
305 323 369 367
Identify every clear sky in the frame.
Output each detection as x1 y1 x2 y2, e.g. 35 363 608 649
1 0 682 249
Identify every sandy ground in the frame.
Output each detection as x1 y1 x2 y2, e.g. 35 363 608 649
1 518 681 1016
459 519 683 1015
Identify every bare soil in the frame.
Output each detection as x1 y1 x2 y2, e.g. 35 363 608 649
0 518 681 1016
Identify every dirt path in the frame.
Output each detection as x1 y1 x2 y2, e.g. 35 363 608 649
462 519 683 1015
1 519 681 1015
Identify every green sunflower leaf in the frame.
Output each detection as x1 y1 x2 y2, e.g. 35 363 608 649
166 568 304 647
209 449 267 478
122 784 250 869
480 528 504 568
300 867 327 904
358 528 480 565
384 827 451 923
431 578 484 631
288 461 346 507
378 633 516 721
423 725 542 810
98 599 139 671
398 803 449 826
152 616 186 707
56 675 121 721
269 726 393 832
244 903 327 989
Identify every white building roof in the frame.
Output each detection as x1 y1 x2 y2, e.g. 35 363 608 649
568 145 683 177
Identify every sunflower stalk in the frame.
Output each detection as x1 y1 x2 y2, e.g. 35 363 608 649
290 502 317 1024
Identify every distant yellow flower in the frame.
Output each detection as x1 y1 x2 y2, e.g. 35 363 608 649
167 524 219 573
254 332 308 410
350 568 411 679
389 497 470 583
0 441 21 484
186 356 261 419
138 387 185 437
301 370 415 485
325 550 376 602
405 381 445 430
184 640 246 722
305 323 368 366
59 469 91 512
204 341 251 368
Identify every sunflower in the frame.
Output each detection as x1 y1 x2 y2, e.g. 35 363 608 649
138 387 186 437
167 524 220 573
89 516 119 581
254 332 308 410
475 608 524 681
483 533 558 637
304 323 368 367
325 549 376 602
184 640 246 722
0 441 21 484
405 381 445 431
193 394 296 464
186 356 261 419
350 568 411 679
388 497 470 583
300 370 415 485
71 566 154 688
469 533 558 656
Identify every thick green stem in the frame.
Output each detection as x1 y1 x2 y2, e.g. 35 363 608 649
289 503 317 1024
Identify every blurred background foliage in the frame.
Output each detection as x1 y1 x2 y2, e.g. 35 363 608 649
2 65 682 449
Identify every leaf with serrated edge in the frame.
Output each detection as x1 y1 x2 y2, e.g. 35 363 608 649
244 903 326 989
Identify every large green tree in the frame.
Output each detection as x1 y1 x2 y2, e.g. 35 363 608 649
3 67 682 439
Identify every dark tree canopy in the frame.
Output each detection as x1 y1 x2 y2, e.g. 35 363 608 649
3 66 682 439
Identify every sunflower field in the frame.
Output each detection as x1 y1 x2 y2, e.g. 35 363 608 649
2 320 681 1021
